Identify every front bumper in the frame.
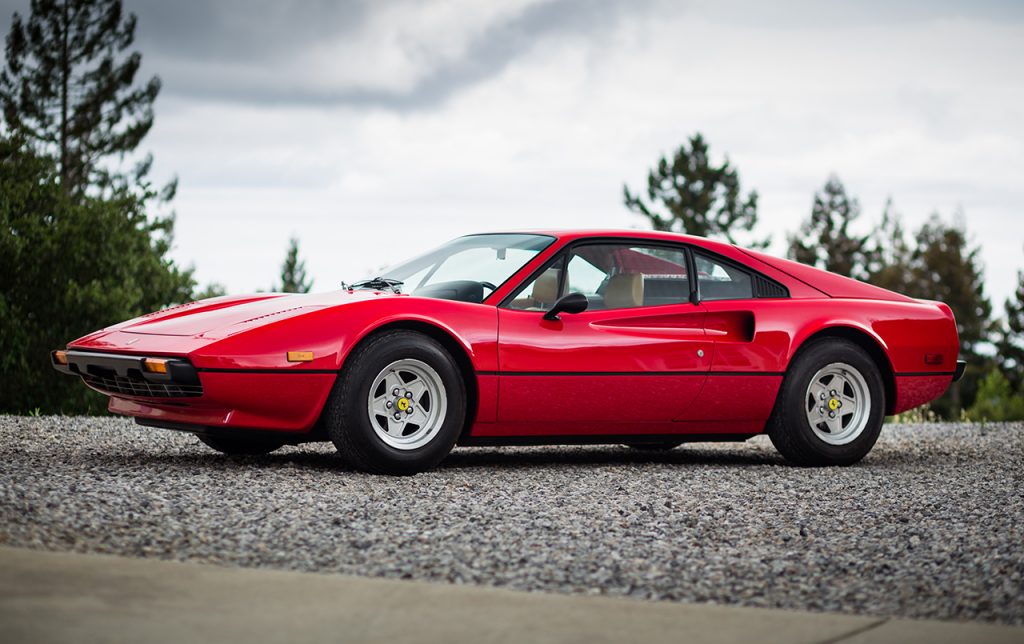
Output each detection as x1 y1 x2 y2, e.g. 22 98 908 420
51 350 202 398
953 359 967 382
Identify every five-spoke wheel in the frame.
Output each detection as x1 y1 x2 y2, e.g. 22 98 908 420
367 359 448 451
804 363 871 446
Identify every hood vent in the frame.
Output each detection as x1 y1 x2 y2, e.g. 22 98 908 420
237 306 308 325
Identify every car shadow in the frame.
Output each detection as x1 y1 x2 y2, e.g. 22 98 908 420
81 442 787 473
440 445 786 470
74 436 966 473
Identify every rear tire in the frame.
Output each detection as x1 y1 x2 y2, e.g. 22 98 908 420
768 338 884 466
323 330 466 475
197 434 285 455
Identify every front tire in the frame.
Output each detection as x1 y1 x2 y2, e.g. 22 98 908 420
323 330 466 475
768 338 884 466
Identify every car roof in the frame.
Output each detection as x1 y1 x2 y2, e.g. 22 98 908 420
481 229 738 254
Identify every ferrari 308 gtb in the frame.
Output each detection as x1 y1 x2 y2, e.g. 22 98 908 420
52 230 965 474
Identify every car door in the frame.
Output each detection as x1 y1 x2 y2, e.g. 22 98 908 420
675 249 788 423
496 242 712 425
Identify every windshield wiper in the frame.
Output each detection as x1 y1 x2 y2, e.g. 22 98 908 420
345 277 404 293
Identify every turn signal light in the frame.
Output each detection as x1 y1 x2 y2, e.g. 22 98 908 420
143 358 169 374
287 351 314 362
54 350 68 365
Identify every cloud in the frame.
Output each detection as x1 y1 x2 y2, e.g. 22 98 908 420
122 0 653 109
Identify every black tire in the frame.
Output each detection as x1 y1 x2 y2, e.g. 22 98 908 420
323 330 466 475
624 440 686 451
197 433 285 455
768 338 885 466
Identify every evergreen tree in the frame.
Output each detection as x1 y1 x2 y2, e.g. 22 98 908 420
996 259 1024 391
624 133 766 247
866 199 915 295
907 213 991 360
966 368 1024 422
788 176 871 280
0 135 195 414
900 213 992 417
0 0 161 195
277 237 312 293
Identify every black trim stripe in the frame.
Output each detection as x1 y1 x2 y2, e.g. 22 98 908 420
477 370 784 377
196 368 337 375
895 371 956 377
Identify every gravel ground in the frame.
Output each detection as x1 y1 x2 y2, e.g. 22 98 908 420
1 416 1021 625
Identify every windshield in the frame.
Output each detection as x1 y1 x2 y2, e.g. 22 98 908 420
361 233 554 303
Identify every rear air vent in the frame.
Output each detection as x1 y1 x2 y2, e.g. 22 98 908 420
754 274 789 299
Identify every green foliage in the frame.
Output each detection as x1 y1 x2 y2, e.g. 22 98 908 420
886 404 941 424
996 261 1024 391
788 176 872 280
906 213 992 361
0 136 195 414
966 369 1024 422
0 0 161 194
624 133 766 247
194 282 227 300
894 213 990 418
276 236 312 293
866 200 916 295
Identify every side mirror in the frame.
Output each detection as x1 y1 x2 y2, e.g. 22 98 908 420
542 292 588 321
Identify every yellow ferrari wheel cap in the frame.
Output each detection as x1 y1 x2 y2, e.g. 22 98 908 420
397 398 410 411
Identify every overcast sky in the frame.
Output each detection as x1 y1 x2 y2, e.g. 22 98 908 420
3 0 1023 309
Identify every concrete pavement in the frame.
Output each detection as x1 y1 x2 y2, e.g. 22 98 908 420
0 546 1020 644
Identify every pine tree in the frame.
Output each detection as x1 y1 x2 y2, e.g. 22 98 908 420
0 135 195 414
277 237 312 293
901 213 992 417
908 213 991 360
788 176 871 280
0 0 161 195
996 259 1024 391
866 198 915 295
624 133 766 247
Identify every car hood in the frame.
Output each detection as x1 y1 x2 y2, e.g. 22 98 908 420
116 290 394 338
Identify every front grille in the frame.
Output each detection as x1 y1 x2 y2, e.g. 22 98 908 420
82 373 203 398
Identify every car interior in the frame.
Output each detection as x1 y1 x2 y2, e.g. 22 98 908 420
507 244 757 311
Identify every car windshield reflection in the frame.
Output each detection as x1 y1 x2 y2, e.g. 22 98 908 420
354 233 554 303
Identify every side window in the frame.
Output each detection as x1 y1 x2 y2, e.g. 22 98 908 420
693 251 753 301
507 244 691 311
565 254 605 297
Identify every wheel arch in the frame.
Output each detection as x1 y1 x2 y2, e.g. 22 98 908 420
336 319 479 441
789 325 897 415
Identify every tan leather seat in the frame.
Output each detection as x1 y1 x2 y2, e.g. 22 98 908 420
605 273 643 309
509 269 561 310
530 270 561 307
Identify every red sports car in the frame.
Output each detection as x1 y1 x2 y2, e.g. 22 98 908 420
52 230 965 474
